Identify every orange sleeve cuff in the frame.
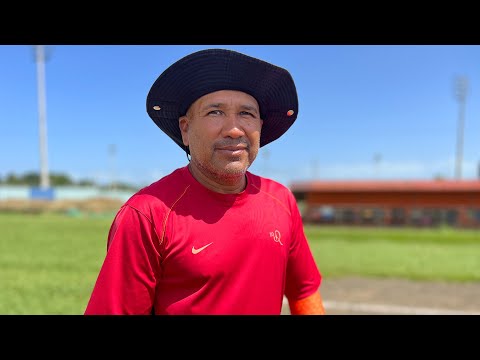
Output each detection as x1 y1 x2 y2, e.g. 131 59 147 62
289 290 326 315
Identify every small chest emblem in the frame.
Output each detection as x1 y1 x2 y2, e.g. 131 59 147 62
270 230 283 245
192 242 213 254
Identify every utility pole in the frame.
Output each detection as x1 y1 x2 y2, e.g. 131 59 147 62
453 75 469 180
108 144 117 191
373 153 382 179
262 147 270 177
311 157 319 179
34 45 50 189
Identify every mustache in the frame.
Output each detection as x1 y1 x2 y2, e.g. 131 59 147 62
214 139 250 149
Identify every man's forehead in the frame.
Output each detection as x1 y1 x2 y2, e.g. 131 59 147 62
195 90 259 108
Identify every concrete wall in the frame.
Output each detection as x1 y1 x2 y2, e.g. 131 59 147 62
0 186 134 202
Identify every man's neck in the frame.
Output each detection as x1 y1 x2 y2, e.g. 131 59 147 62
187 163 247 194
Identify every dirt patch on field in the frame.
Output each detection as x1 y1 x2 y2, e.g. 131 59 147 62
320 276 480 314
0 198 124 214
282 276 480 315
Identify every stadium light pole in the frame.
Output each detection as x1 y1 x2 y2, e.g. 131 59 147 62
453 75 469 180
34 45 50 189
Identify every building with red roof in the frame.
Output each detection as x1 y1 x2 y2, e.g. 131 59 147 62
289 179 480 228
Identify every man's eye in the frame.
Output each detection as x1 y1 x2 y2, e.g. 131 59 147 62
207 110 222 115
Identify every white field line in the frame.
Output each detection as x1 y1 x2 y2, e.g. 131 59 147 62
282 298 480 315
323 300 480 315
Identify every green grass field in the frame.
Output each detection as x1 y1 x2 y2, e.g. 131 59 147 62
1 213 479 314
304 225 480 282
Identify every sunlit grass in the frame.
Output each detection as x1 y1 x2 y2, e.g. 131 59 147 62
0 213 110 314
1 213 479 314
305 225 480 282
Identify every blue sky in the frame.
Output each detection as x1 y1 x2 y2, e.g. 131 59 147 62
1 45 479 188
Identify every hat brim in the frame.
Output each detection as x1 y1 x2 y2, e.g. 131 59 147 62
146 48 299 154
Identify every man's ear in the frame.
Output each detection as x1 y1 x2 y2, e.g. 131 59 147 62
179 116 189 146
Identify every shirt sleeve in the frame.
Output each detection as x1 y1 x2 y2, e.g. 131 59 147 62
289 290 326 315
84 204 162 315
284 192 322 302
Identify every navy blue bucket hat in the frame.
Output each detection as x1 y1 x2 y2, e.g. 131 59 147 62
146 48 299 154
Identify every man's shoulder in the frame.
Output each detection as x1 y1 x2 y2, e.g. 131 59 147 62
124 167 188 209
248 172 292 195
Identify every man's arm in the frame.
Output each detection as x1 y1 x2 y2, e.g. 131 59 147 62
289 290 326 315
84 205 161 315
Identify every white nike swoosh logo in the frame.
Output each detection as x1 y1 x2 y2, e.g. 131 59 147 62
192 242 213 254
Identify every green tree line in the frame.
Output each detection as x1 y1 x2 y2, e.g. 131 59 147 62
0 171 138 191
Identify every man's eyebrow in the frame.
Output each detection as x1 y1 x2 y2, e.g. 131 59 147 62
202 103 222 110
239 104 259 113
201 103 259 113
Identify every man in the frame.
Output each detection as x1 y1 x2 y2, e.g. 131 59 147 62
84 48 325 315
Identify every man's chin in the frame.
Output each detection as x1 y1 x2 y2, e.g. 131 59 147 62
212 162 249 180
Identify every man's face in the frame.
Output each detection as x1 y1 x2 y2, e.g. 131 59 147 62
179 90 263 182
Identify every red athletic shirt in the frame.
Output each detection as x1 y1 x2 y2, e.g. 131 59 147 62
84 166 321 315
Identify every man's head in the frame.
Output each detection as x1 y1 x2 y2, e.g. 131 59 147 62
146 48 299 154
179 89 263 183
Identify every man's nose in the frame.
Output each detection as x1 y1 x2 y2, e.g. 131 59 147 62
222 114 245 138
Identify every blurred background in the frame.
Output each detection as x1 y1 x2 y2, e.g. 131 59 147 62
1 45 479 314
2 45 480 190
